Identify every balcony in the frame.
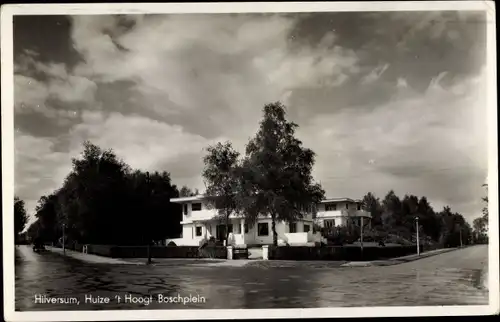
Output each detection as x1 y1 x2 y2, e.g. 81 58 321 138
350 210 372 218
316 209 371 219
315 209 349 219
181 208 218 224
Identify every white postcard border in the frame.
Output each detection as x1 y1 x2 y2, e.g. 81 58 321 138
2 1 498 321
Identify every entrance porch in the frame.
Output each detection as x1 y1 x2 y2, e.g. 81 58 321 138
194 218 251 247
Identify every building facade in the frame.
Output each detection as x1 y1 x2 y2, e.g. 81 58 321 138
167 195 371 247
315 198 372 229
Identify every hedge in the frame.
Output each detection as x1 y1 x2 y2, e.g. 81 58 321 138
269 244 426 261
79 245 227 259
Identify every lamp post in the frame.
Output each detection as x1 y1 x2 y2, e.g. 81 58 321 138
415 216 420 256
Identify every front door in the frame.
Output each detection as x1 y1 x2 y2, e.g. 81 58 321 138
216 225 226 242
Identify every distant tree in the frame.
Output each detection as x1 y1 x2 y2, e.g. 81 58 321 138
361 192 383 227
238 102 325 246
473 216 488 244
14 196 28 242
381 190 404 235
202 141 241 244
481 183 489 222
435 206 470 247
179 186 199 197
417 196 441 242
27 220 42 243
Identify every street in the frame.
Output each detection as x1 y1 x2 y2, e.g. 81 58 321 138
15 245 488 311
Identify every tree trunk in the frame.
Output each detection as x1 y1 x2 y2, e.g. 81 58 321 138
225 211 230 246
271 213 278 246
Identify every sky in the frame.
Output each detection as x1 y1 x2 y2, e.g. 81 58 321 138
12 11 489 225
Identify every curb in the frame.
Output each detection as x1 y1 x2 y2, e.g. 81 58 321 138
46 246 144 265
341 247 459 267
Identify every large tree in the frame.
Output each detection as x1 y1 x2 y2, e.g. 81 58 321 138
26 141 184 247
34 194 61 243
14 196 28 242
202 141 241 244
238 102 325 246
57 141 131 244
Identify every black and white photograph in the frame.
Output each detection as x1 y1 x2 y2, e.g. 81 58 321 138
2 2 498 321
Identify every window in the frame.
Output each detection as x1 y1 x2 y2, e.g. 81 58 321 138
357 203 361 210
183 204 188 215
192 203 202 211
195 226 202 237
227 224 233 234
324 219 335 228
325 203 337 211
244 224 249 234
345 203 349 209
304 224 310 233
258 223 269 236
289 223 297 233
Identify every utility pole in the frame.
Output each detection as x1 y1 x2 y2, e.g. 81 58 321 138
459 228 463 248
415 216 420 256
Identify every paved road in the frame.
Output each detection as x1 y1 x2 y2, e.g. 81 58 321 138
14 245 488 311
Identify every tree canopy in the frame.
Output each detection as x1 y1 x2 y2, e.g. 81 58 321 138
22 103 482 250
237 102 325 245
202 141 241 242
26 141 181 246
358 190 473 247
14 196 28 242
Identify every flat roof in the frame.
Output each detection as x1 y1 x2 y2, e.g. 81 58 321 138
319 198 361 204
171 195 362 204
170 195 205 203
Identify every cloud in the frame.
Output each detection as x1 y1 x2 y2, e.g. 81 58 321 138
15 110 225 219
299 68 488 219
69 111 223 174
12 12 488 224
14 54 98 122
69 14 359 138
361 63 389 84
14 133 74 223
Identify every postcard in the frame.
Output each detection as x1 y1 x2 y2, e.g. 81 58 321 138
2 1 498 321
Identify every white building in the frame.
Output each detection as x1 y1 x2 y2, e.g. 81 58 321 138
167 195 371 247
315 198 372 230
